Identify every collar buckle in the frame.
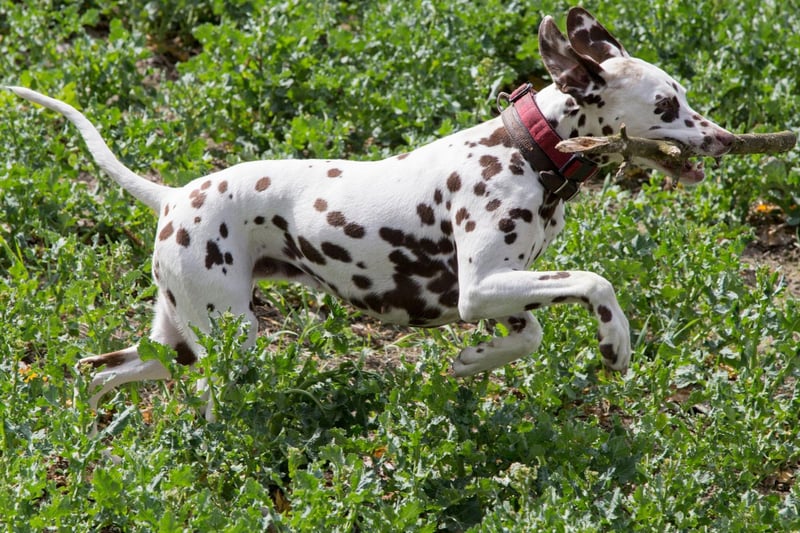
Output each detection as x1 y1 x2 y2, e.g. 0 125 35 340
560 153 597 182
496 83 534 113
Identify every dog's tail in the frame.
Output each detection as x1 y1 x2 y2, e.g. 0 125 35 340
7 86 167 212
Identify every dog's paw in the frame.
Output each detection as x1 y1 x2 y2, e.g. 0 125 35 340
596 304 631 371
598 340 631 372
451 347 481 378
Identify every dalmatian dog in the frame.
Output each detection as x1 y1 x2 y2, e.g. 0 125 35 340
9 8 734 424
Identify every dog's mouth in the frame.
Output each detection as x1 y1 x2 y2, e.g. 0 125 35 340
634 156 705 184
671 158 706 184
647 135 732 184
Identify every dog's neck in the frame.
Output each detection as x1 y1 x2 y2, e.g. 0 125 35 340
533 84 606 140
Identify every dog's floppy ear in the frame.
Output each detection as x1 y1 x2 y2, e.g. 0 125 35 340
566 7 629 62
539 15 605 97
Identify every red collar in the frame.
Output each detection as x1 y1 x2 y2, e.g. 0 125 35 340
498 83 598 201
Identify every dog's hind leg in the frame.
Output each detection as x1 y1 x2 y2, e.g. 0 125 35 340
78 296 183 424
80 345 171 412
166 270 260 423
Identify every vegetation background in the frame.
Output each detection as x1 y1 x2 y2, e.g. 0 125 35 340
0 0 798 530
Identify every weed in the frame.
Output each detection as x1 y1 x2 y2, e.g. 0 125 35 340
1 0 798 530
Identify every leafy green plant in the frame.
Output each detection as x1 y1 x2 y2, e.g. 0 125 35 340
1 0 798 530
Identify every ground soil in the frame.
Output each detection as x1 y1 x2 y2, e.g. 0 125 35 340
741 221 800 298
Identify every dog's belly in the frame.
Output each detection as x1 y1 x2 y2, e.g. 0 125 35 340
251 220 461 327
256 255 462 326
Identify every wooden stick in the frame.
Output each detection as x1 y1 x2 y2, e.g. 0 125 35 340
729 131 798 154
556 126 797 164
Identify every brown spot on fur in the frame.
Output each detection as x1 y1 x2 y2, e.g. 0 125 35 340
352 275 372 289
417 204 435 225
201 180 212 190
205 241 224 269
281 233 302 260
166 289 177 307
255 177 271 191
474 182 487 196
446 172 461 192
176 228 190 247
479 127 513 147
83 350 128 369
597 305 613 323
509 152 526 175
159 221 174 241
498 219 515 233
190 189 206 209
321 242 352 263
175 342 198 365
298 237 326 265
486 199 501 211
455 207 470 226
327 211 346 227
480 155 502 180
599 343 617 364
219 223 228 238
327 168 342 178
314 199 328 212
379 227 404 247
655 95 680 123
509 208 533 223
344 223 365 239
218 181 228 194
538 197 561 221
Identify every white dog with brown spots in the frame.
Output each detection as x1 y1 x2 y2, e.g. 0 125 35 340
8 8 734 427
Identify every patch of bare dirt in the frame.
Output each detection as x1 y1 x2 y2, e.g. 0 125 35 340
741 203 800 298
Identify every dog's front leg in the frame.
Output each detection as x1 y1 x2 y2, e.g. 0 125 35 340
452 312 543 376
456 270 631 373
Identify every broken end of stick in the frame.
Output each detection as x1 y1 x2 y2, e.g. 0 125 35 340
556 137 612 153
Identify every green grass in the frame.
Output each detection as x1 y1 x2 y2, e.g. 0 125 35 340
1 0 799 530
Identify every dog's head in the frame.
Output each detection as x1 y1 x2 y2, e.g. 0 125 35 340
538 7 734 183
